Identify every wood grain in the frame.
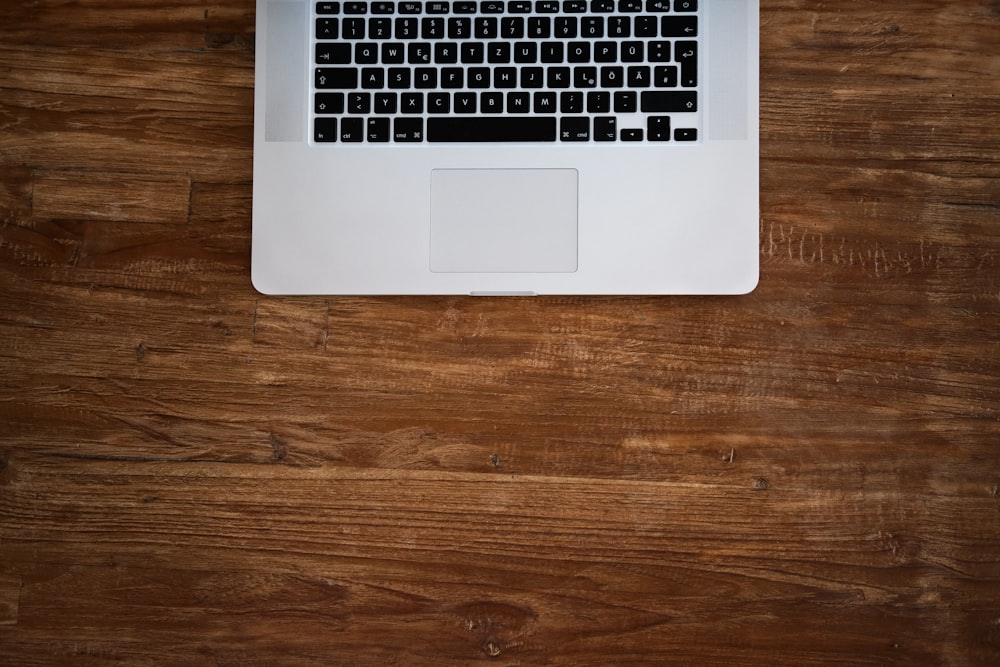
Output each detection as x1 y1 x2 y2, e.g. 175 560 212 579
1 0 999 664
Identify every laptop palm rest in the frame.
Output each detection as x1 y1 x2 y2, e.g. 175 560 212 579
429 168 578 273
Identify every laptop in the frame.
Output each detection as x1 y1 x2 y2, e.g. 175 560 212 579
252 0 759 295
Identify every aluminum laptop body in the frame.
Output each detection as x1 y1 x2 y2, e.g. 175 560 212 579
252 0 759 295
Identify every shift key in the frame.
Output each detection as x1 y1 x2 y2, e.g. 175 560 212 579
640 91 697 113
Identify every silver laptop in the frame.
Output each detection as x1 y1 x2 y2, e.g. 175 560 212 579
252 0 759 295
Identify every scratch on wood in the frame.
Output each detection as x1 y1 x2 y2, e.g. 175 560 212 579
34 451 229 464
270 432 288 463
0 574 22 625
251 299 258 343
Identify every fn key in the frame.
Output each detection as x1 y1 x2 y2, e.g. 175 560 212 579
314 118 337 142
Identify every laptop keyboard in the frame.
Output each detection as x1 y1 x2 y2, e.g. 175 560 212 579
312 0 701 143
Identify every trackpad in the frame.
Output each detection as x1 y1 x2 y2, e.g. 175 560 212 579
430 168 578 273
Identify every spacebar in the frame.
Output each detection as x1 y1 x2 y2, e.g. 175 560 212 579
428 117 556 142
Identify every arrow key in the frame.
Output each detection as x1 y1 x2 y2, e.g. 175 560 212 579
661 16 697 37
314 93 345 114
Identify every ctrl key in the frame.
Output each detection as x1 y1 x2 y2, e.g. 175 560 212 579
340 118 364 142
314 118 338 142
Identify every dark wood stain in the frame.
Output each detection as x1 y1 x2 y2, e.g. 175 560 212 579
1 0 998 664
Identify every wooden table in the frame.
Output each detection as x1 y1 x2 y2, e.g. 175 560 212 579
2 1 998 664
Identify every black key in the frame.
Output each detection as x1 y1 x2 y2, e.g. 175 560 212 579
564 0 587 11
367 117 390 142
594 116 617 141
621 41 643 62
342 17 365 38
341 117 364 141
454 92 478 112
355 42 378 63
675 0 696 10
528 17 551 38
488 42 511 63
521 67 544 87
674 128 697 141
361 67 385 88
461 42 485 62
634 16 657 37
422 17 444 38
398 2 422 12
317 2 341 14
581 16 603 37
593 41 616 62
481 0 505 12
315 92 345 114
388 68 412 92
514 42 537 62
534 91 557 112
536 0 559 11
600 66 624 88
555 16 578 38
393 117 424 141
316 18 339 39
316 43 351 64
425 0 449 10
468 67 490 88
347 92 371 112
408 42 432 63
435 42 458 62
662 16 697 37
367 15 400 42
441 67 464 87
395 17 418 37
507 91 530 112
382 42 406 62
647 115 670 141
448 17 471 38
614 90 637 112
618 0 642 10
574 66 597 88
428 92 450 113
621 128 643 141
653 65 677 87
541 42 564 63
344 2 368 13
428 117 556 141
453 0 477 11
591 0 614 11
494 67 518 87
374 92 397 113
560 116 590 141
675 40 698 86
502 17 525 38
640 90 697 112
560 91 584 113
315 67 358 89
508 1 532 12
587 90 610 112
649 41 671 62
646 0 670 10
627 65 650 87
314 118 338 142
401 92 424 112
608 16 630 37
415 67 438 88
480 92 504 113
547 67 571 88
371 1 395 13
567 41 590 62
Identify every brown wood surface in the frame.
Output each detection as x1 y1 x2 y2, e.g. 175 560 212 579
1 0 999 664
